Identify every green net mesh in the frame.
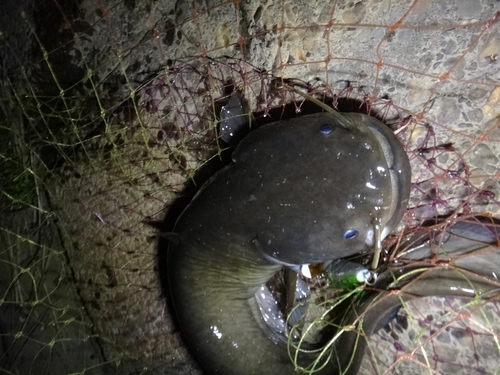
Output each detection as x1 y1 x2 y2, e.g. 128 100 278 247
1 0 500 374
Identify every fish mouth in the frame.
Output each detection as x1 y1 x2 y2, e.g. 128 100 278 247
300 261 377 285
254 258 379 353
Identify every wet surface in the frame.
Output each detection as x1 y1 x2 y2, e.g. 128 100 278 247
1 0 499 374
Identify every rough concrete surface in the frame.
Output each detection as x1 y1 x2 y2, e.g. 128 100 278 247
0 0 499 374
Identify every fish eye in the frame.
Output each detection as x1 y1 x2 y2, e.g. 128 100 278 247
343 229 358 240
319 124 334 135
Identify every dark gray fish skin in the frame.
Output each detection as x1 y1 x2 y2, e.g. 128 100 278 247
398 218 500 260
358 113 411 236
168 110 413 374
219 92 253 145
170 96 500 374
168 110 410 375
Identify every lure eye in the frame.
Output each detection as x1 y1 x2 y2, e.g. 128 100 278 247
344 229 358 240
319 124 334 135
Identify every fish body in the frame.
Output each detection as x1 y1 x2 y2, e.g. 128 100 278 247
168 109 411 375
169 103 500 374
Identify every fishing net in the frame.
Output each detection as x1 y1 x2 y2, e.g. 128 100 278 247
1 0 499 374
